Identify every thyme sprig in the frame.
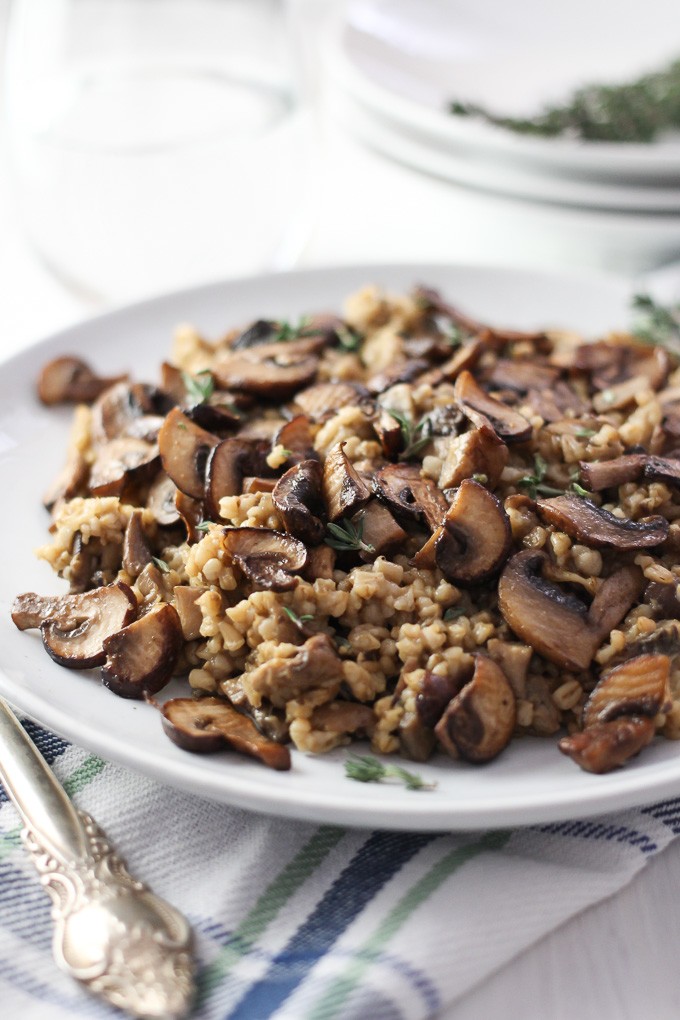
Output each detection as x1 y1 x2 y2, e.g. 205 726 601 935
345 754 436 791
325 518 375 554
632 293 680 353
518 454 591 499
385 407 433 461
282 606 314 629
182 369 214 405
336 324 362 351
151 556 170 573
273 316 323 344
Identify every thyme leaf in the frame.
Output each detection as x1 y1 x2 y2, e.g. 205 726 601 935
336 324 362 351
384 407 433 461
181 369 214 405
273 316 323 344
282 606 314 628
632 293 680 353
325 518 375 554
151 556 170 573
345 754 436 791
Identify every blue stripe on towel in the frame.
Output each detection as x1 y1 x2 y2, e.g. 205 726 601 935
641 798 680 833
225 831 438 1020
533 819 657 853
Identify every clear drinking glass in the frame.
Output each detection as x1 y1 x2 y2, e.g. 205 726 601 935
5 0 314 303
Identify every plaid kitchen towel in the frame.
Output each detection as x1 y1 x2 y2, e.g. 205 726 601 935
0 723 678 1020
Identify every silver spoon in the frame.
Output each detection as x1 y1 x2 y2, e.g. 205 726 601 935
0 698 195 1018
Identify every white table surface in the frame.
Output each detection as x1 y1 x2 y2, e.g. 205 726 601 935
2 3 680 1019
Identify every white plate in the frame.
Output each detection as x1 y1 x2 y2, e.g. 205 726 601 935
336 0 680 184
3 262 680 832
331 89 680 213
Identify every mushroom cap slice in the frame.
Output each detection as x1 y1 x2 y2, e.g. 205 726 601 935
582 653 671 728
37 356 127 405
204 437 254 519
579 455 646 492
158 407 219 500
38 582 138 669
353 500 407 559
535 493 668 550
212 348 318 400
222 527 307 590
161 697 291 770
146 473 180 526
558 716 656 774
274 415 317 465
88 438 160 497
173 585 208 640
438 424 508 490
322 442 371 522
272 459 326 545
434 655 516 763
101 603 183 699
454 370 532 444
122 509 153 577
432 479 512 585
293 382 371 420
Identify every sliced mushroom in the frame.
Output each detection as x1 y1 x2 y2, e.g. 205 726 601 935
231 318 276 350
367 358 430 395
558 716 656 774
374 409 403 459
322 442 371 522
67 531 99 593
521 382 591 423
175 490 206 543
486 639 533 699
643 455 680 488
535 493 668 550
146 474 180 526
435 655 516 763
242 476 278 494
582 654 671 728
37 356 127 405
158 407 219 500
204 437 254 519
353 500 407 559
161 697 291 770
498 551 642 671
16 582 139 669
122 510 153 578
644 581 680 620
186 398 242 434
485 358 559 393
438 424 508 490
173 585 208 640
579 455 646 492
454 370 532 443
426 339 485 385
212 346 318 400
303 544 336 581
272 459 325 545
88 438 159 497
399 669 468 762
91 381 171 444
293 382 372 420
222 527 307 590
274 415 317 465
423 479 511 584
101 603 183 698
311 701 375 736
241 633 343 707
373 463 448 529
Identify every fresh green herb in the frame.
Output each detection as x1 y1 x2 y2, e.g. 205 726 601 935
345 754 436 791
632 293 680 353
152 556 170 574
385 407 433 461
571 482 592 498
336 324 362 351
445 324 467 349
279 448 293 459
325 518 375 554
518 454 564 499
449 57 680 143
273 316 323 344
282 606 314 628
195 521 213 533
182 369 214 405
444 605 467 621
575 427 596 438
471 473 488 484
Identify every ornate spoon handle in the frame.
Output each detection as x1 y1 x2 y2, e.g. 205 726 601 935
0 699 195 1018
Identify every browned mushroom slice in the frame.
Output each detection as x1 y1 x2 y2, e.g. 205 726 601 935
373 463 448 529
175 490 206 543
91 381 171 444
582 654 671 728
367 358 430 395
158 407 219 500
521 382 591 423
353 500 407 559
173 585 208 640
101 603 183 699
67 532 99 594
322 442 371 522
579 455 646 492
37 356 127 406
423 479 511 584
30 582 138 669
122 509 153 577
186 399 242 434
272 459 325 545
242 633 343 706
435 656 516 763
303 544 336 581
486 639 533 698
498 551 641 671
644 581 680 620
230 318 277 350
147 473 180 526
204 437 254 519
374 409 403 459
486 358 559 393
88 438 160 497
242 476 278 494
558 716 656 774
535 493 668 550
400 670 469 762
212 347 318 400
643 455 680 488
274 415 317 464
428 339 485 385
438 424 508 490
222 527 307 591
293 382 372 420
161 697 291 770
454 370 532 443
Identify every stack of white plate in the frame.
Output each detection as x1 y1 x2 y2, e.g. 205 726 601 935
326 0 680 271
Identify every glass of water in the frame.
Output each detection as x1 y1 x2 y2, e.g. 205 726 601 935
5 0 314 303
